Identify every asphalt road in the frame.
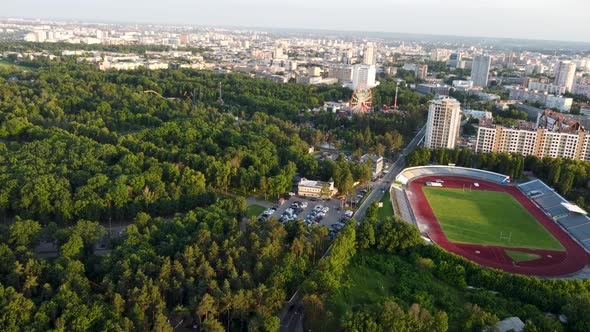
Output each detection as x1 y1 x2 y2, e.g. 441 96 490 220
352 125 426 222
278 125 426 332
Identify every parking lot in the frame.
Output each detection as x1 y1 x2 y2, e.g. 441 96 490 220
256 196 350 235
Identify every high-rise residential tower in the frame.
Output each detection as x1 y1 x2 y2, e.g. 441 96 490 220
352 64 377 89
555 61 576 92
471 55 491 87
424 96 462 149
362 42 375 65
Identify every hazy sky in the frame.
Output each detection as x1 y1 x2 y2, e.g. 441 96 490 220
4 0 590 42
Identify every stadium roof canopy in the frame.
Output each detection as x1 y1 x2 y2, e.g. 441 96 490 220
561 202 587 215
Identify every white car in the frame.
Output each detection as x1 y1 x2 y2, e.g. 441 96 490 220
300 202 308 208
322 207 329 213
314 205 323 212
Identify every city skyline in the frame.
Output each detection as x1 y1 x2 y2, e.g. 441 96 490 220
3 0 590 43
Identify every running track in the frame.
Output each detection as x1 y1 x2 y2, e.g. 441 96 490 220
406 175 590 277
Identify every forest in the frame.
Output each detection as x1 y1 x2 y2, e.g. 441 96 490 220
6 45 588 331
0 46 431 331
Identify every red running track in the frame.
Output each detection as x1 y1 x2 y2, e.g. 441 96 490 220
406 175 590 277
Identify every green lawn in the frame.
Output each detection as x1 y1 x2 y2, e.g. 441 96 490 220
245 204 266 218
0 59 26 70
505 250 542 263
422 188 563 251
378 190 394 220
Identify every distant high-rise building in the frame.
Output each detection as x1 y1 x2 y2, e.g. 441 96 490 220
352 64 377 89
424 96 462 149
430 48 450 62
273 48 284 59
554 61 576 92
471 55 491 87
362 43 375 65
446 52 462 68
308 66 321 77
327 65 353 82
416 64 428 80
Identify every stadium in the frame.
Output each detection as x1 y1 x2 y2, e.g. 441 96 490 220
393 165 590 277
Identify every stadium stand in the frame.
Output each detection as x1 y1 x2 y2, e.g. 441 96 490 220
396 165 510 185
392 186 415 226
518 179 590 252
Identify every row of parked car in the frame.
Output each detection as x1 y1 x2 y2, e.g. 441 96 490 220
304 205 330 226
352 189 368 204
279 201 309 223
328 217 348 238
257 206 279 222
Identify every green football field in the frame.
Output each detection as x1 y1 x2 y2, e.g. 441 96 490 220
422 187 564 250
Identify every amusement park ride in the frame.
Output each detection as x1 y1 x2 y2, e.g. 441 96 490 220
350 83 373 113
350 84 398 113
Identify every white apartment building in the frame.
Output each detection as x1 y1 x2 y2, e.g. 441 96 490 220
363 42 375 65
452 80 473 89
528 82 566 95
545 95 573 112
471 55 491 87
352 64 377 89
424 96 462 149
555 61 576 92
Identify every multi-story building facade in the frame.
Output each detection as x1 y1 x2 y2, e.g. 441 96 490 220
424 96 462 149
555 60 576 92
528 82 567 95
297 178 338 198
475 110 590 161
352 64 377 89
447 52 462 68
327 64 353 83
416 83 450 96
471 55 491 87
573 83 590 98
508 87 573 112
362 42 375 65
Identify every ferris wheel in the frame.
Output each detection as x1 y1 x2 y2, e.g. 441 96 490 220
350 84 373 113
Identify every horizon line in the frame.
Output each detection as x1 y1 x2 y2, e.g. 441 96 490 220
3 15 590 47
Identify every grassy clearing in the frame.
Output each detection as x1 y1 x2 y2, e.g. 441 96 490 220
505 250 543 263
378 190 394 220
423 187 563 251
0 59 27 70
245 204 266 219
